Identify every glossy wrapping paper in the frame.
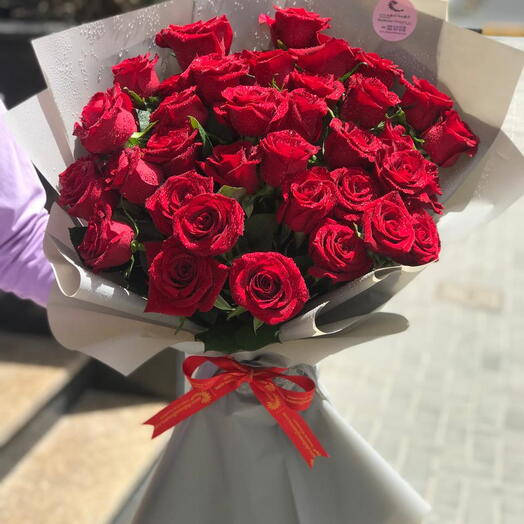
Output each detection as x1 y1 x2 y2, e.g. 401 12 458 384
5 0 524 522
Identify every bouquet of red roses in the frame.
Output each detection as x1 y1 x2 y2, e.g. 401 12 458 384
6 1 523 523
57 6 478 355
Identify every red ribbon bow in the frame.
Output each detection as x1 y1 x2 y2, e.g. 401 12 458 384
145 356 329 467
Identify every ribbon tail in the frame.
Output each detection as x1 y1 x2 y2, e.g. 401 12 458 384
252 387 330 468
144 381 237 438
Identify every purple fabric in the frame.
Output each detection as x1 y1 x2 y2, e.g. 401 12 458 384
0 99 55 306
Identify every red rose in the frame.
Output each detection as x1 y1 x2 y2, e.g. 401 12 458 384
422 110 479 167
285 88 329 143
173 193 244 256
309 219 372 283
150 87 207 132
78 204 134 272
143 127 201 175
229 252 309 325
324 118 382 169
290 37 360 77
357 51 403 88
106 147 164 205
376 146 442 212
259 7 330 49
146 237 228 317
400 76 453 132
259 130 319 188
286 71 344 103
58 157 118 220
112 53 160 97
400 208 441 266
379 121 415 151
156 70 192 97
241 49 294 87
155 16 234 70
331 167 381 223
199 142 261 194
190 53 251 105
214 85 289 137
362 191 415 258
277 167 338 233
145 170 213 236
73 84 137 154
340 74 400 129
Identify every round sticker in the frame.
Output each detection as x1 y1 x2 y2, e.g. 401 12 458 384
372 0 418 42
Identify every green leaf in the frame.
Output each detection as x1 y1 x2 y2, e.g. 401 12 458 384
123 88 147 110
214 295 235 311
195 323 242 353
242 196 255 218
218 185 247 201
188 115 212 156
244 213 278 251
175 317 186 335
276 39 288 50
125 121 157 148
227 306 247 320
339 62 367 83
253 316 264 333
234 323 280 351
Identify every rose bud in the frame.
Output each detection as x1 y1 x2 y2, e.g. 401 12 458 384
214 85 289 137
259 7 331 49
324 118 382 169
155 15 234 70
150 86 208 132
106 147 164 205
173 193 245 256
145 171 214 237
285 88 329 143
241 49 294 87
259 130 319 188
112 53 160 97
58 157 118 220
143 127 202 175
376 146 442 213
340 74 401 129
422 110 479 167
356 51 403 89
229 252 309 325
190 53 251 105
379 120 415 151
399 208 441 266
286 71 344 103
145 237 229 317
331 167 381 223
277 167 338 233
156 70 193 97
290 37 361 78
73 84 137 154
200 142 261 194
362 191 415 259
400 76 453 132
77 203 134 272
309 219 372 283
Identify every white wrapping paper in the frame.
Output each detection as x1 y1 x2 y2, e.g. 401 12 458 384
5 1 523 523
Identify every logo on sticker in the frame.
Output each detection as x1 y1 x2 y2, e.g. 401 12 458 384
373 0 417 42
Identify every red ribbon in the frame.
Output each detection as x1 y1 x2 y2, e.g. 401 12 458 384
145 356 329 467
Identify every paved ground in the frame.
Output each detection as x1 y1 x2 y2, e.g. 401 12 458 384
321 191 524 524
